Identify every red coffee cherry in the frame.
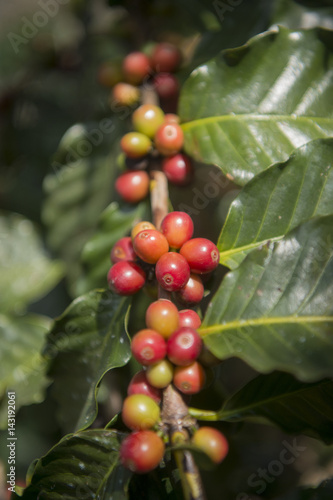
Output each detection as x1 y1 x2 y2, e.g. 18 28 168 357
146 359 174 388
153 73 179 100
180 238 220 274
162 153 193 186
131 329 166 366
107 261 145 295
155 252 190 292
133 229 169 264
173 361 206 395
167 327 202 366
111 82 140 107
115 171 150 203
151 43 182 73
128 370 162 404
145 299 179 339
131 221 156 240
176 273 204 305
160 212 194 249
154 123 184 156
122 394 160 431
192 427 229 464
120 132 152 159
111 237 136 264
132 104 165 138
120 430 165 473
123 51 151 85
178 309 201 329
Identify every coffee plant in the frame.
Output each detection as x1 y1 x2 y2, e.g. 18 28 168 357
1 1 333 499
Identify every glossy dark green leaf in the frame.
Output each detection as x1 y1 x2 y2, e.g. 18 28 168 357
0 314 51 429
179 27 333 185
218 372 333 443
44 290 130 433
0 213 63 313
42 120 125 296
218 139 333 269
76 201 149 296
272 0 333 30
20 429 131 500
200 216 333 381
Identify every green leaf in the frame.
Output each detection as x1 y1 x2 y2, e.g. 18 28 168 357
218 372 333 443
20 429 132 500
42 120 125 296
0 212 63 314
272 0 333 30
76 201 149 296
179 27 333 185
200 216 333 381
0 314 51 428
44 289 131 433
218 139 333 269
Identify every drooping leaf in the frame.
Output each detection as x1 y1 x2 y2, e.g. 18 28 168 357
192 0 275 68
0 212 63 314
44 289 131 433
0 314 51 428
179 27 333 185
19 429 132 500
76 201 150 296
272 0 333 30
217 372 333 443
200 216 333 381
42 120 125 296
218 139 333 269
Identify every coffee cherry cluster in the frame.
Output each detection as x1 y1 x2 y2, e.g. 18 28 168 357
115 104 193 204
104 42 181 112
107 211 219 301
119 302 228 473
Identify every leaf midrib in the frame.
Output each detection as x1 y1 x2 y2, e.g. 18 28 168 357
199 315 333 336
182 114 333 131
219 236 283 261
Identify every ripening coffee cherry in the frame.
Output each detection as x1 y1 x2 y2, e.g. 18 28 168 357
133 104 165 138
146 359 174 388
120 430 165 473
111 82 140 107
127 370 162 403
162 153 193 186
131 329 166 366
164 113 180 124
173 361 206 395
176 273 204 305
115 171 150 203
180 238 220 274
160 212 194 249
154 123 184 156
107 261 145 295
192 427 229 464
151 43 182 73
155 252 190 292
97 61 123 87
133 229 169 264
178 309 202 329
153 73 179 100
131 221 156 240
120 132 152 159
123 51 151 85
145 299 179 339
167 327 202 366
111 237 136 264
122 394 160 430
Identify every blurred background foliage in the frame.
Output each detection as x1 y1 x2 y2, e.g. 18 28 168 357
0 1 333 499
